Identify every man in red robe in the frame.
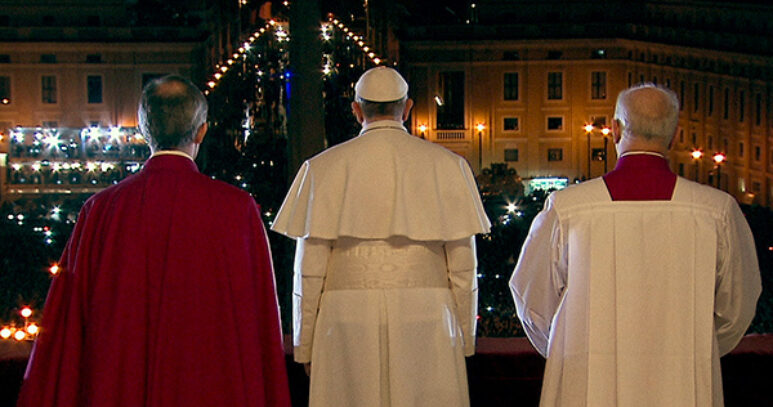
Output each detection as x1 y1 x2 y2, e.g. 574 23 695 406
17 75 291 407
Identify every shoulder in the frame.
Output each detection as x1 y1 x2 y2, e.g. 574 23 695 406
549 178 607 209
673 177 738 213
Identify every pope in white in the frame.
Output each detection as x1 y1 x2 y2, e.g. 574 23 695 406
272 67 490 407
510 84 761 407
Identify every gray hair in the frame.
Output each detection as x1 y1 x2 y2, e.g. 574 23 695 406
138 75 208 150
614 83 679 142
357 97 407 120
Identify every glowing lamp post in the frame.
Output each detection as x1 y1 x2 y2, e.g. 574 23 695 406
417 124 427 139
584 124 611 176
691 149 703 181
476 123 486 171
712 152 726 190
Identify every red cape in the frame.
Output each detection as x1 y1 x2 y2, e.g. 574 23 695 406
17 155 291 407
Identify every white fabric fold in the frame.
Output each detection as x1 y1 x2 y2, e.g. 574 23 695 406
271 121 491 241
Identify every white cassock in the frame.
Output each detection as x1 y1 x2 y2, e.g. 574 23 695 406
272 120 491 407
510 177 761 407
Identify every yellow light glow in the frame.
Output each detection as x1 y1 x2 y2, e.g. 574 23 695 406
26 324 38 335
86 162 97 172
207 81 216 88
0 327 11 339
227 59 234 65
691 150 703 160
14 330 26 341
476 123 486 132
418 124 427 133
712 152 726 164
214 73 222 80
368 52 375 58
220 66 228 73
506 203 518 213
362 46 369 52
1 98 9 104
601 127 610 135
20 307 32 318
584 124 594 133
232 53 239 59
269 20 276 26
373 58 381 64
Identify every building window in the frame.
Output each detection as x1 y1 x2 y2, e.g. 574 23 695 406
627 72 632 87
666 78 671 88
591 49 606 59
591 71 606 100
755 93 762 126
679 81 685 111
754 146 761 161
723 138 729 153
40 54 56 64
547 51 563 60
678 163 685 176
503 117 519 131
547 148 563 162
708 86 714 116
723 88 730 119
739 90 745 122
547 72 562 100
87 75 103 104
547 116 563 131
436 71 465 130
503 72 519 101
691 133 697 146
752 181 761 193
639 74 645 84
707 135 713 150
41 75 57 104
693 83 699 112
0 54 9 63
86 54 102 63
0 76 10 104
86 15 100 26
679 129 684 143
504 148 519 162
739 141 744 158
590 116 607 127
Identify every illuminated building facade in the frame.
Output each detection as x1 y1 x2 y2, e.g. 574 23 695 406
393 0 773 206
0 0 206 202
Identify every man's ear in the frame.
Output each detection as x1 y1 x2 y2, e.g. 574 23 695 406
402 98 414 122
351 101 364 124
194 122 208 145
667 126 678 150
612 119 622 144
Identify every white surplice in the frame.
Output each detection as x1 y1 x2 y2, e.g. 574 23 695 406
272 120 491 407
510 177 761 407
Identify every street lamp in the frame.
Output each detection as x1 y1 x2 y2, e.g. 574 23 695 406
712 152 726 190
691 149 703 181
476 123 486 171
583 124 611 177
417 124 427 139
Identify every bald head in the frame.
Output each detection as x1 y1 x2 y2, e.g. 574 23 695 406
614 84 679 148
138 75 208 151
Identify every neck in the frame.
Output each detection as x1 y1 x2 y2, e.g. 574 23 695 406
151 144 197 160
362 116 402 126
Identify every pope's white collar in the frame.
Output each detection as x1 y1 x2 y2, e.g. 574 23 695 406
150 150 195 162
619 151 666 159
359 120 407 135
